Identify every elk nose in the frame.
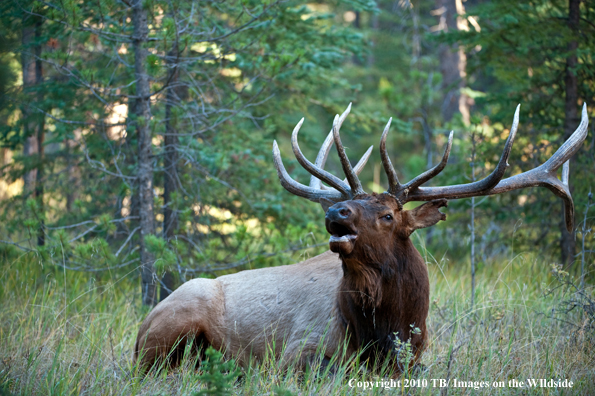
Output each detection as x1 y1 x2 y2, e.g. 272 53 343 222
326 205 353 222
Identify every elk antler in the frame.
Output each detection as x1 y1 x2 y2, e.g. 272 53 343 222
383 104 589 232
273 103 589 231
272 103 372 205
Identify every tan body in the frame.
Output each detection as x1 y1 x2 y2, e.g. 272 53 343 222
135 251 350 368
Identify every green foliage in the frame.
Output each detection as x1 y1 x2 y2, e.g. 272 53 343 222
95 214 116 234
145 235 177 272
194 347 239 396
272 387 295 396
393 324 422 374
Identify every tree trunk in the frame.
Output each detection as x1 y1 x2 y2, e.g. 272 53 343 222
65 130 81 212
21 14 45 246
132 0 157 306
21 16 37 193
127 98 140 222
34 18 45 246
470 133 477 307
434 0 471 124
160 43 180 302
367 12 378 67
560 0 579 266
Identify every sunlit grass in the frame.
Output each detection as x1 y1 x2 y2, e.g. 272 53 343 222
0 247 593 395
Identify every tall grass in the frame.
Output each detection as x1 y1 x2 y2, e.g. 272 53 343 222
0 247 593 395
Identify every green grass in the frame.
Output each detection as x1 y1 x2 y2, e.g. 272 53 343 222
0 248 593 395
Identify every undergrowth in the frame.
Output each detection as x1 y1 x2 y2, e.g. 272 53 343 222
0 247 593 395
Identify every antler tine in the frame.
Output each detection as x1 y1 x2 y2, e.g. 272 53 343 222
560 160 573 229
290 118 351 196
353 145 374 177
403 130 454 191
480 103 521 189
380 117 402 195
562 160 570 186
309 130 335 190
332 103 365 195
544 103 589 172
272 141 343 202
317 144 374 191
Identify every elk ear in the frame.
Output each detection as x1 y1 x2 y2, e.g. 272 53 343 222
401 199 448 237
319 198 336 212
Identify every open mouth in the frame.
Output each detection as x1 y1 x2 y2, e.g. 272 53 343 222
329 234 357 243
327 222 357 253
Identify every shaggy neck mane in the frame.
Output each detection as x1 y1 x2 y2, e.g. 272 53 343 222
335 238 430 364
339 236 411 307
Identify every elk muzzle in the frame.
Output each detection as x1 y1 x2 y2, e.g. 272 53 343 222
325 203 358 255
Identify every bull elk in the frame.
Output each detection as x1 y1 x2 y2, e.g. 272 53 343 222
135 103 589 373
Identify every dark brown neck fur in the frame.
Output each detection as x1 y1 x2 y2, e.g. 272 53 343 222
336 238 429 367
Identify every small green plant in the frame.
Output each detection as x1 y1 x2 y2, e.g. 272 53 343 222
272 387 295 396
393 324 422 373
194 347 239 396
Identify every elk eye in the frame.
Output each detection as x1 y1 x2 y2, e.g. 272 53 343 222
383 214 393 221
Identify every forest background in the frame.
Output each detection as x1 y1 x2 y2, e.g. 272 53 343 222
0 0 594 394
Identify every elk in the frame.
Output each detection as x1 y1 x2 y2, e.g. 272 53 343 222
135 103 589 373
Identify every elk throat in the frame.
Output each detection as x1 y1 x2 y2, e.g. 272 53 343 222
335 240 430 362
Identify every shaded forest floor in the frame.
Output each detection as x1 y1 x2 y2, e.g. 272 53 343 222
0 247 593 395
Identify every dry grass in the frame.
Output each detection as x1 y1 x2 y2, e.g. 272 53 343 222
0 248 593 395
